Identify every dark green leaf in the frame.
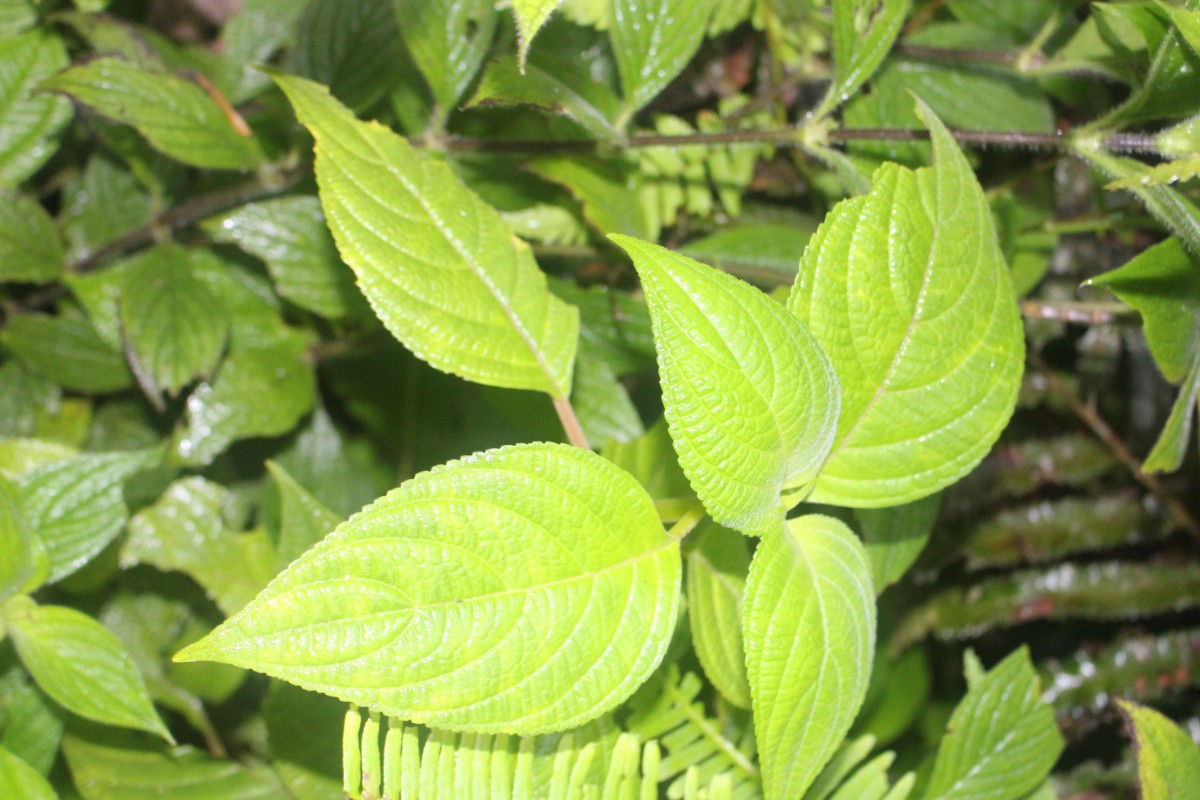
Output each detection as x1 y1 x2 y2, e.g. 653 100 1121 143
286 0 404 112
0 660 64 776
266 461 341 571
394 0 497 113
823 0 910 116
0 189 62 284
686 521 751 708
262 682 343 799
468 60 623 143
611 0 714 117
571 349 643 448
857 494 939 593
680 224 814 287
0 29 71 185
3 313 134 393
219 0 316 102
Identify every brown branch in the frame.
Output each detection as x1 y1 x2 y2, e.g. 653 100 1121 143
1029 350 1200 541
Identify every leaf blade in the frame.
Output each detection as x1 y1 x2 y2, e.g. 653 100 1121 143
1118 699 1200 800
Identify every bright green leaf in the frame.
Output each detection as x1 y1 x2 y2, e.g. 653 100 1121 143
272 73 579 397
1161 3 1200 58
571 349 644 448
789 100 1024 507
266 461 341 571
176 442 681 735
176 330 316 466
821 0 911 117
2 596 170 741
513 0 564 69
0 0 36 38
612 235 839 536
0 475 32 600
611 0 714 118
123 477 276 616
468 60 624 144
393 0 497 113
600 417 693 503
286 0 404 112
857 494 940 593
17 449 158 584
686 521 751 708
3 313 133 394
0 744 54 800
40 57 262 171
1142 350 1200 472
119 244 231 396
743 515 876 800
0 189 62 284
0 29 71 185
923 648 1063 800
203 196 366 320
530 156 649 238
62 732 288 800
1118 699 1200 800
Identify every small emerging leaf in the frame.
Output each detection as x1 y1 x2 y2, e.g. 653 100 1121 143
176 442 680 735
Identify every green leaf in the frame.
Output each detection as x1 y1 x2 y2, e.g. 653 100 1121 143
40 57 262 170
611 0 713 118
17 449 158 584
468 59 624 144
512 0 564 69
571 349 644 448
743 515 876 800
856 494 939 593
789 100 1024 507
0 659 66 776
62 731 288 800
0 744 54 800
262 682 343 799
1142 350 1200 472
822 0 911 116
923 648 1063 800
2 596 170 740
119 244 231 397
218 0 315 102
680 223 816 287
176 330 316 466
1117 699 1200 800
203 196 366 320
0 189 62 284
123 478 276 616
176 442 681 735
266 461 341 571
1161 2 1200 58
2 312 134 394
272 73 579 397
529 156 649 237
0 0 36 38
0 476 32 601
686 521 751 708
611 235 839 536
600 417 693 502
286 0 404 113
393 0 498 113
0 29 71 185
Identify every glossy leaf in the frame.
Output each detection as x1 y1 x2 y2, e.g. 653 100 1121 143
2 596 169 740
822 0 911 116
40 57 261 170
469 60 623 144
3 313 133 394
272 73 579 398
789 100 1023 507
1118 700 1200 800
612 235 839 535
686 521 751 708
512 0 563 69
119 244 230 396
0 29 71 185
923 648 1062 800
267 461 341 571
743 515 876 799
62 732 287 800
857 494 939 593
176 330 316 466
176 443 681 735
17 449 157 584
204 196 366 320
124 477 276 616
611 0 713 116
0 745 54 800
0 189 62 284
393 0 497 112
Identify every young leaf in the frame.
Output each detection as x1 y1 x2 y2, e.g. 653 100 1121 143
2 596 170 741
40 57 262 171
611 235 839 536
176 443 681 735
611 0 714 118
857 494 940 593
512 0 563 70
272 73 579 398
743 515 876 799
266 461 342 571
0 189 63 284
0 745 55 800
789 100 1023 508
1118 699 1200 800
923 648 1063 800
119 244 230 397
393 0 497 113
821 0 911 117
0 30 72 185
17 449 158 584
686 521 751 708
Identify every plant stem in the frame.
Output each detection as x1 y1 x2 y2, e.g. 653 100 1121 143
1029 350 1200 541
1019 300 1134 325
666 502 707 540
553 396 591 450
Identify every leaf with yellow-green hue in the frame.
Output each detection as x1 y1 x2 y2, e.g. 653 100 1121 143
789 100 1023 508
743 515 876 799
687 521 751 708
267 461 342 571
1118 699 1200 800
612 235 839 536
512 0 563 70
0 745 54 800
176 443 680 735
272 73 578 398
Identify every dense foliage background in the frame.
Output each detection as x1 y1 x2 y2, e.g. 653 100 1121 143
2 0 1200 797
